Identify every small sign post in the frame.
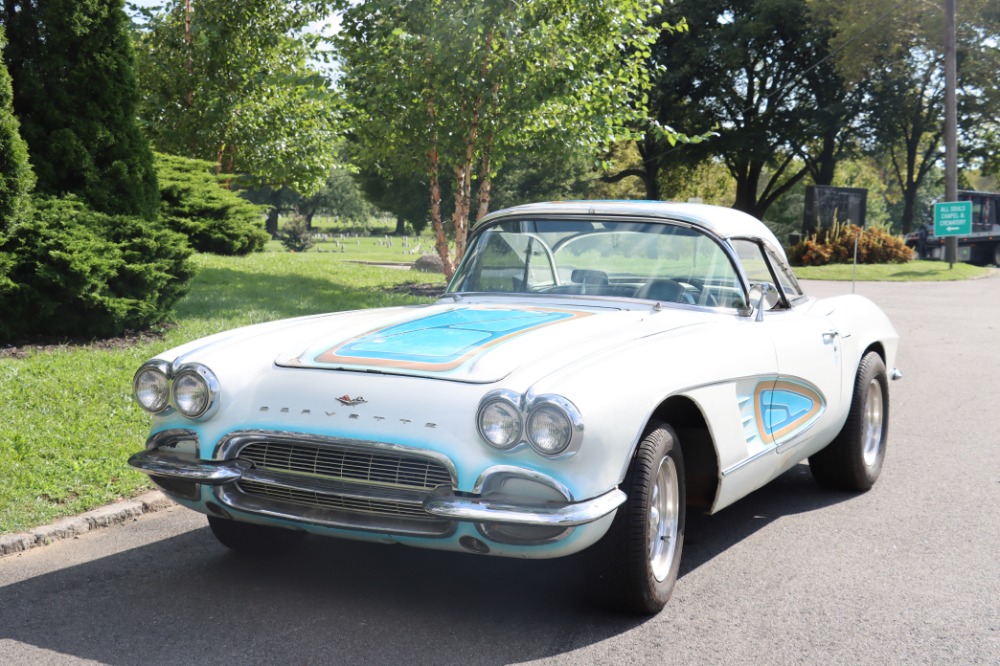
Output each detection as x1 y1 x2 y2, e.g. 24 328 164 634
934 201 972 269
934 201 972 236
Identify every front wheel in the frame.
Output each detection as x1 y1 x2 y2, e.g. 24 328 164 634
809 351 889 491
589 423 685 614
207 515 307 555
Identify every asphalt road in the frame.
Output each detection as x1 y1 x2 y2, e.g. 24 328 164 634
2 276 998 666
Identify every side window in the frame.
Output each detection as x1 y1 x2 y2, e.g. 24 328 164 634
730 239 786 309
768 247 804 301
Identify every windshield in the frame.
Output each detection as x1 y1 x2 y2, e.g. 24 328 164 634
449 218 748 309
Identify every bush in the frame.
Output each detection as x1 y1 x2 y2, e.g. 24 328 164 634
0 196 194 343
156 153 269 255
279 214 315 252
0 26 34 234
788 224 912 267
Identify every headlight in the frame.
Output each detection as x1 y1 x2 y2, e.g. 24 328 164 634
526 406 573 455
133 362 170 413
477 393 522 450
525 395 583 457
171 364 220 419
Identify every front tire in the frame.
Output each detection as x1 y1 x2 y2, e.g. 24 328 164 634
810 351 889 491
590 423 685 614
207 516 306 555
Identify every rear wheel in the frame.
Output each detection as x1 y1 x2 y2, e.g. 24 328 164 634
589 423 685 614
809 351 889 491
207 516 306 555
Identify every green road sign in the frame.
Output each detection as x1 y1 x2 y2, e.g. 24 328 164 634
934 201 972 236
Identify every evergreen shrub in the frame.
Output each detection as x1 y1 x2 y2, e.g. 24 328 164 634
0 26 33 233
156 153 269 255
0 196 194 343
279 214 315 252
788 224 912 267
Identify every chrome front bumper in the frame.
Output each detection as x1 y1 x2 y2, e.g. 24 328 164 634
128 448 626 529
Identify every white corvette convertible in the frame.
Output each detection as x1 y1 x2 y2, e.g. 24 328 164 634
129 201 900 613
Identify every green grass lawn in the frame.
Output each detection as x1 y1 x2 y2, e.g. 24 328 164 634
794 260 993 281
0 251 445 535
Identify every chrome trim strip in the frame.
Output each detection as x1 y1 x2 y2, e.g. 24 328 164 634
423 486 626 527
145 428 199 450
472 465 574 500
128 449 250 484
720 446 774 478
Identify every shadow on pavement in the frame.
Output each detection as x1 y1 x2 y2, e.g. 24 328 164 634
0 463 853 665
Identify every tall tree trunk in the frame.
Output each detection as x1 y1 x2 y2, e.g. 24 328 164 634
474 135 495 223
429 143 453 277
265 206 280 237
637 136 662 200
394 215 406 236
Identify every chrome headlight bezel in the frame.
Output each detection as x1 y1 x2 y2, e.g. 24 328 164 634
171 363 220 419
475 390 583 458
133 360 172 414
476 390 523 450
524 394 583 457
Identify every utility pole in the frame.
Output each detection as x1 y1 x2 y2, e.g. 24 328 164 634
944 0 958 268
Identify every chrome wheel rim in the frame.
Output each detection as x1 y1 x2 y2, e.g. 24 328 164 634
648 455 680 582
861 379 884 467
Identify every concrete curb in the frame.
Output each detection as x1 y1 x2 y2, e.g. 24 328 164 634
0 491 171 558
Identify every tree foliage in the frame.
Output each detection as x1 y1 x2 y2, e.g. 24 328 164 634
337 0 668 277
1 0 159 219
0 25 33 233
810 0 1000 233
649 0 853 219
132 0 344 232
155 152 268 255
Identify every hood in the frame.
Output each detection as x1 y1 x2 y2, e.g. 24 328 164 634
271 302 705 383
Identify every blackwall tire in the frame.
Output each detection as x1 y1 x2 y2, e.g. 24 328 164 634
589 423 685 614
809 351 889 492
207 516 306 555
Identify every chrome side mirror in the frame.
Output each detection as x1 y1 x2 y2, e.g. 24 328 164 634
748 283 773 322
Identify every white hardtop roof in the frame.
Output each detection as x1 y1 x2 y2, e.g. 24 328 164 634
480 200 783 249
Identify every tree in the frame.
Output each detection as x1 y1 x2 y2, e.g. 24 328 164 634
155 152 268 255
132 0 343 233
297 169 372 227
1 0 159 219
337 0 667 278
811 0 1000 233
648 0 853 219
0 25 33 234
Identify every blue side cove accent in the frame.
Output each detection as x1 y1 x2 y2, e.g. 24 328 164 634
760 389 815 436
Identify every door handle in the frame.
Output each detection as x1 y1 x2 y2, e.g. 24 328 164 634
822 330 840 343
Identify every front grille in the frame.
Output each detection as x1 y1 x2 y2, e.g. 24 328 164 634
237 440 452 490
238 480 430 519
218 435 456 537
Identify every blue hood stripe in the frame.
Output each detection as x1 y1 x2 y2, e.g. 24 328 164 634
313 306 590 372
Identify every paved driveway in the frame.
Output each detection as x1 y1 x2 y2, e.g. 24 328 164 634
1 275 998 665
